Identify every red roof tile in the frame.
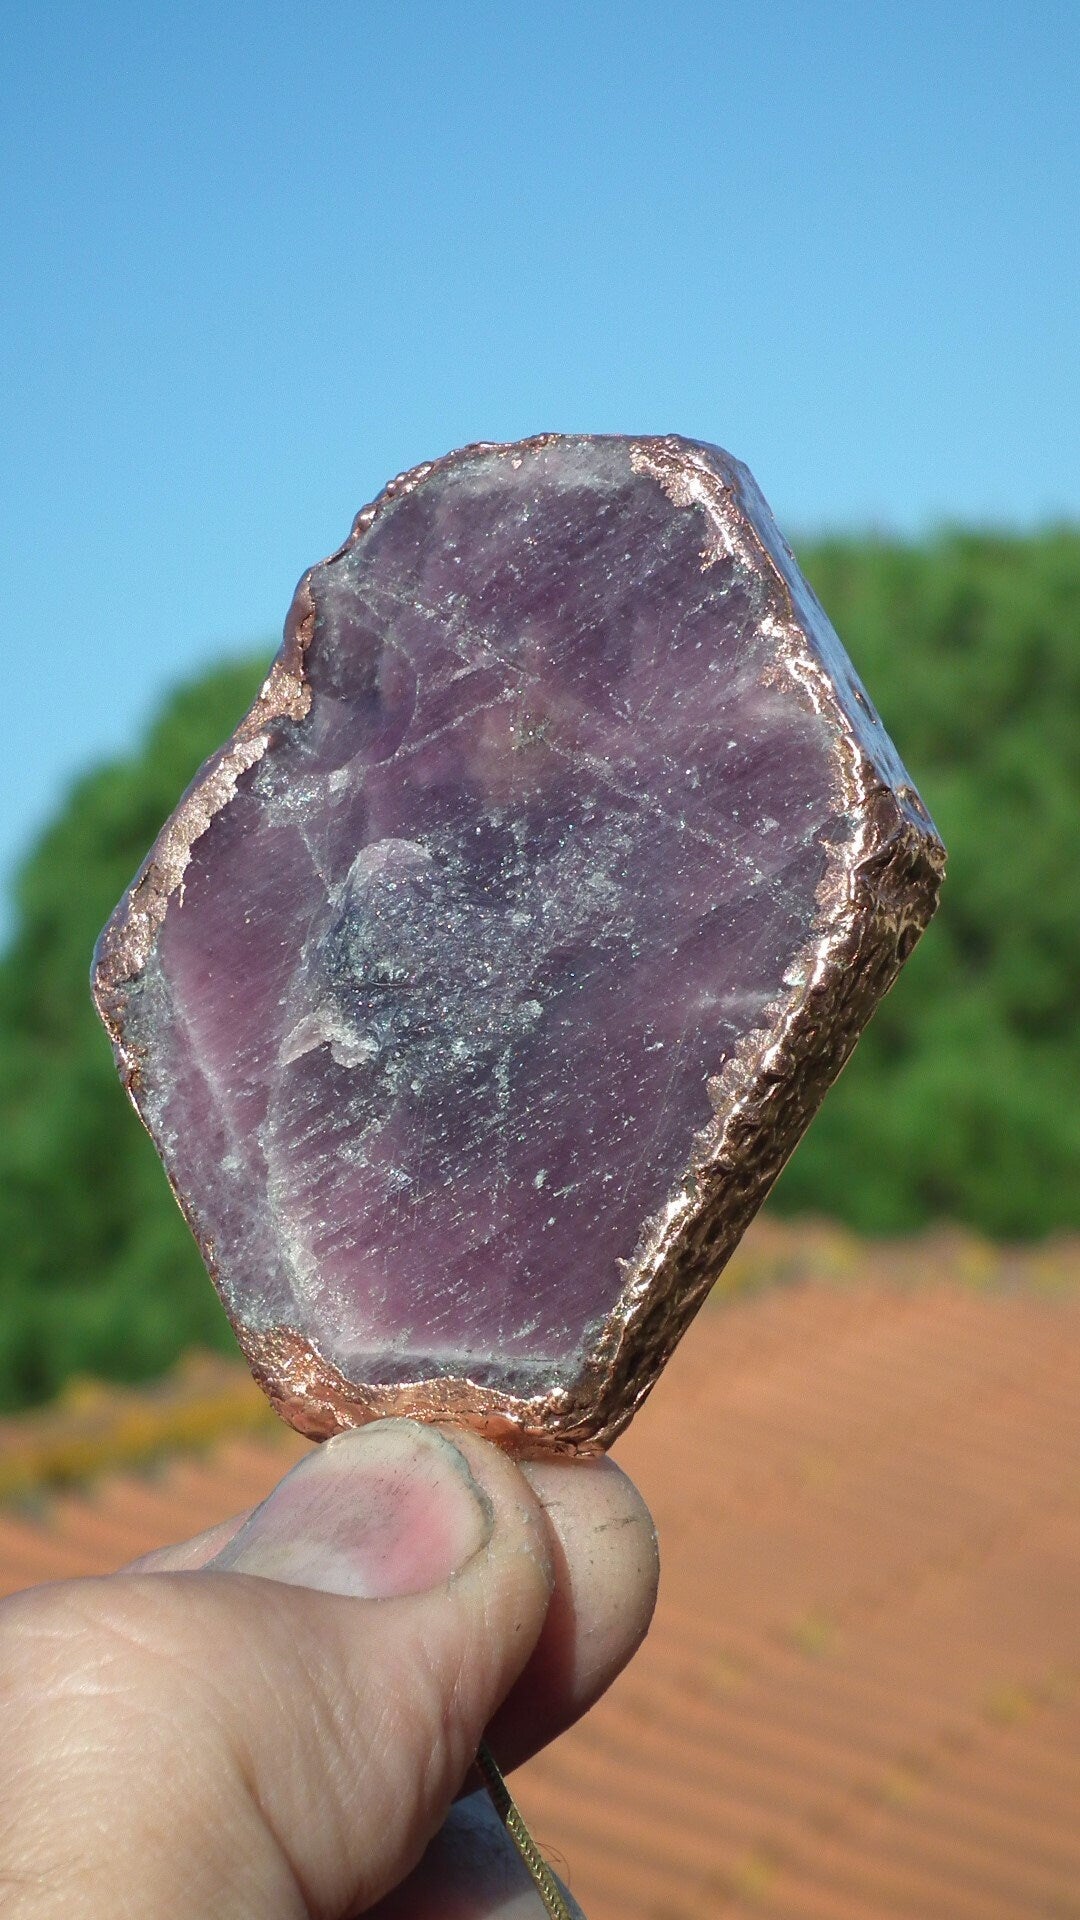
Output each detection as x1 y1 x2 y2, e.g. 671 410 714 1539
516 1274 1080 1919
0 1230 1077 1918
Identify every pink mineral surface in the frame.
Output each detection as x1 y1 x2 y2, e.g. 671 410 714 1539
94 436 944 1450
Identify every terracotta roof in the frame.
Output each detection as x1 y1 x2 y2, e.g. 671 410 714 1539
1 1225 1078 1918
0 1349 295 1504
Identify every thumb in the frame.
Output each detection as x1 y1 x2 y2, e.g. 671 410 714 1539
205 1420 549 1912
200 1418 556 1913
0 1420 556 1919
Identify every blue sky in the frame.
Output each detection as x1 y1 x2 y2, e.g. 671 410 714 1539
2 2 1077 923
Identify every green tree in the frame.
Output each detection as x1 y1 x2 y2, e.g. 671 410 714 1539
0 658 269 1408
772 529 1080 1232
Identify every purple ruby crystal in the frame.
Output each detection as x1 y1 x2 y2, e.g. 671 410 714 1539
94 436 944 1451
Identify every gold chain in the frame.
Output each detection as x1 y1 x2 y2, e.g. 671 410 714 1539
475 1740 580 1918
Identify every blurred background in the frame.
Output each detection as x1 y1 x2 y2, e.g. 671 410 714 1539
1 7 1078 1916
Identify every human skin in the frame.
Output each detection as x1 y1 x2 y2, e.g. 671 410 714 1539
0 1420 659 1917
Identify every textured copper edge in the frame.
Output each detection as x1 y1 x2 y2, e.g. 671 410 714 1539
93 435 945 1456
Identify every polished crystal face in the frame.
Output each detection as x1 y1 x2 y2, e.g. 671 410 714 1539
94 437 944 1449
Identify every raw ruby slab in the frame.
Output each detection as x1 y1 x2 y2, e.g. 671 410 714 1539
93 436 944 1451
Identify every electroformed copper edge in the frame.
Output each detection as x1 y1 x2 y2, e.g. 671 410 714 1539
93 434 945 1457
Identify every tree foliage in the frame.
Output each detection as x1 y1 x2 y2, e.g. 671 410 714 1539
772 530 1080 1232
0 530 1076 1407
0 662 269 1408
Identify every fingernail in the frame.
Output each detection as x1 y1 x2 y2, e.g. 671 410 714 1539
206 1420 493 1598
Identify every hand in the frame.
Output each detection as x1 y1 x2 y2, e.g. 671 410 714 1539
0 1419 658 1916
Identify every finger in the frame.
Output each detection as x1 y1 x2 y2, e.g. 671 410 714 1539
0 1421 555 1918
124 1510 251 1572
483 1453 659 1772
124 1442 658 1781
208 1420 559 1913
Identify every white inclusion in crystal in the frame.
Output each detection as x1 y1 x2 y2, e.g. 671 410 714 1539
279 1006 380 1069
